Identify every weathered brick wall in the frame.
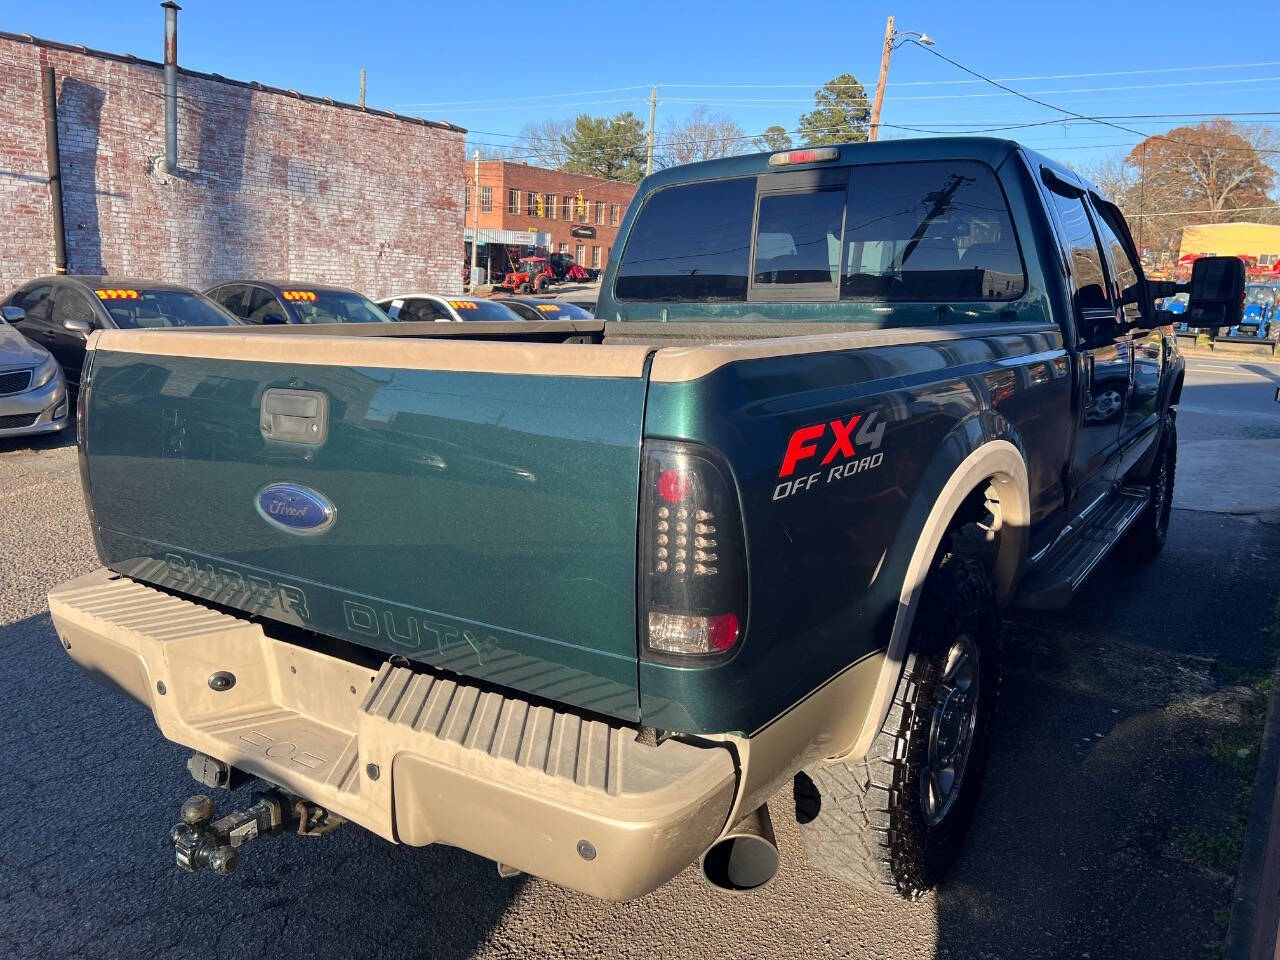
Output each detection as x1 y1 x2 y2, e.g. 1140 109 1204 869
0 35 465 300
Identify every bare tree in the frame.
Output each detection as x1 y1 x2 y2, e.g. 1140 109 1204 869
655 107 749 169
517 118 572 169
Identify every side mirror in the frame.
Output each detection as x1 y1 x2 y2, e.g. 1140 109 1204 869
2 305 25 323
63 318 93 337
1187 255 1246 330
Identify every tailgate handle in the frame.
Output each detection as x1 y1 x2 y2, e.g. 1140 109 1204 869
260 388 328 445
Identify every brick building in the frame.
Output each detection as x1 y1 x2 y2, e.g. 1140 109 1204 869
465 161 636 274
0 31 465 299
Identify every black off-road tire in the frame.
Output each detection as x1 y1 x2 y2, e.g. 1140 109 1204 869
517 282 532 294
795 554 1001 899
1122 413 1176 561
534 276 550 294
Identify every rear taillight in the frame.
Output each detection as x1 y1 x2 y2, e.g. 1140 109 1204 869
639 440 747 661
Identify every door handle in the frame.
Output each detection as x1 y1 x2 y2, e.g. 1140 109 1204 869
260 388 328 445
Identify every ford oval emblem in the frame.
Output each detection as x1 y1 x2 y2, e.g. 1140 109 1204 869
255 483 336 535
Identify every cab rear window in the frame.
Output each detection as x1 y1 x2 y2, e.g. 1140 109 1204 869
614 160 1024 304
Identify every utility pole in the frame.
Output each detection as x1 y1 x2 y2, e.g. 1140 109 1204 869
868 15 894 142
359 69 366 107
469 150 480 290
646 86 657 176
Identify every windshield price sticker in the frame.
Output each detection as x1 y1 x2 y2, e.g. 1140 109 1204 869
536 304 562 313
94 289 139 300
773 411 886 502
449 300 478 310
282 290 317 301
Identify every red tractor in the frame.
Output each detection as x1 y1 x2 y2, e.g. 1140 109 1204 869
500 257 555 294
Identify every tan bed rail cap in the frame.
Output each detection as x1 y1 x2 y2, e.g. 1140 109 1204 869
92 329 653 379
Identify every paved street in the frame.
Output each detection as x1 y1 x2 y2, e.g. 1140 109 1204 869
1 353 1277 960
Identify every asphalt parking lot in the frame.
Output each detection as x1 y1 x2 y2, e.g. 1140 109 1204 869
1 354 1277 960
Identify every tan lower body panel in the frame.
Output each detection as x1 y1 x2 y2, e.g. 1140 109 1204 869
48 568 737 901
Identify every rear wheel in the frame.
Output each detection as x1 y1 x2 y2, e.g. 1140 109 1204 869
796 554 1000 899
516 282 532 295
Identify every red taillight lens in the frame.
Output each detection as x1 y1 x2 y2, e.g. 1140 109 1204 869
658 469 693 504
640 441 747 661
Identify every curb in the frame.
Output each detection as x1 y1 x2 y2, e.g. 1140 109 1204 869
1225 647 1280 960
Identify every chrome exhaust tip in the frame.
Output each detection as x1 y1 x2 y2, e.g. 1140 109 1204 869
699 804 779 893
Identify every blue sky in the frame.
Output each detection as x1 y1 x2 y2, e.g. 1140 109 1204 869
6 0 1278 171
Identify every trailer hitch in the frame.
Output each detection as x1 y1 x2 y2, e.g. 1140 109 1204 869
168 788 343 875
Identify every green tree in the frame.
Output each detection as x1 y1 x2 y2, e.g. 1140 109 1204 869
798 73 869 146
562 112 647 183
752 125 793 153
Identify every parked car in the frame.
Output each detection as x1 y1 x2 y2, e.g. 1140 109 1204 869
3 276 239 392
49 138 1244 905
494 297 595 322
375 294 522 322
206 281 390 325
0 305 68 438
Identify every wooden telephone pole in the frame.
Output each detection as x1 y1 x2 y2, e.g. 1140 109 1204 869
868 15 894 142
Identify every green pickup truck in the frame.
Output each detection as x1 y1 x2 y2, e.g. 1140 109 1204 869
50 138 1244 901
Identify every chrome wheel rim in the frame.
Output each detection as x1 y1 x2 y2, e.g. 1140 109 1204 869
921 634 981 827
1089 389 1122 421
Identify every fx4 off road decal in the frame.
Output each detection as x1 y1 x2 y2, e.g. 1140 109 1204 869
773 411 885 501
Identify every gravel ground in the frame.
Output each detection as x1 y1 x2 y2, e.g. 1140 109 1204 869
1 355 1277 960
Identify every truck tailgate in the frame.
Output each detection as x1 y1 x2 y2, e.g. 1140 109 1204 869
81 331 654 721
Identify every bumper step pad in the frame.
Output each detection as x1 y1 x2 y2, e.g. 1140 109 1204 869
49 568 737 899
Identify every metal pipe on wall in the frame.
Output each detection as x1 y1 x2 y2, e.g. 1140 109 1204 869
41 65 67 274
162 1 180 173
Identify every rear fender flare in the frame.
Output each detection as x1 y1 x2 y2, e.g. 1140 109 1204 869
833 432 1030 762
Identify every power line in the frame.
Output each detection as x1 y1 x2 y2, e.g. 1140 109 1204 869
902 40 1280 156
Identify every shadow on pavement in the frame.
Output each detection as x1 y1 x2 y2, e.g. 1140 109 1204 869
0 610 524 960
932 509 1279 959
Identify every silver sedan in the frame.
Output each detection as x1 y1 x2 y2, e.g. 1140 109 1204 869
0 306 69 439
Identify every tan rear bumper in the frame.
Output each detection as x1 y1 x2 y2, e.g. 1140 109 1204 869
49 569 738 900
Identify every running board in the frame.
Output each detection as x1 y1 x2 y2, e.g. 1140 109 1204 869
1014 487 1150 611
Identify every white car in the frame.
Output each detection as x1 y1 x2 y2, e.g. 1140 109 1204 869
375 294 522 323
0 305 69 439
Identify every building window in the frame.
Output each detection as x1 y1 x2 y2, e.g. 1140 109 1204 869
593 202 603 225
576 242 586 264
526 192 538 217
558 243 568 254
464 185 471 211
579 201 589 224
508 189 520 214
547 194 557 219
591 245 601 269
480 186 492 212
609 204 619 226
562 196 573 220
1260 253 1278 267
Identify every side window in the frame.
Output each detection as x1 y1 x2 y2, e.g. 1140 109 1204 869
614 177 758 301
211 285 246 318
246 288 287 324
1046 188 1112 313
53 288 99 329
11 284 54 324
1092 202 1144 325
1045 186 1121 347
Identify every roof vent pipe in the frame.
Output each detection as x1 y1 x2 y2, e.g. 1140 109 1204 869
162 1 180 173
